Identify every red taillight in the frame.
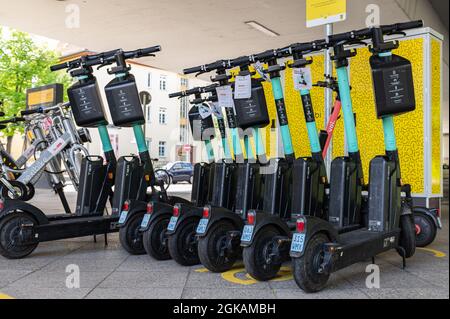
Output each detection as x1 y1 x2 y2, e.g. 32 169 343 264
173 205 180 217
122 201 130 211
296 217 306 233
247 211 256 225
436 208 440 218
203 206 210 218
146 202 153 214
0 199 4 210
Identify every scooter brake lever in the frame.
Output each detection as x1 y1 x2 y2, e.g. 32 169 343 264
97 62 113 70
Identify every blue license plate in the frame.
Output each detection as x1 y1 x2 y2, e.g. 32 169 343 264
167 216 178 231
141 214 151 228
196 218 209 234
290 233 306 253
241 225 254 242
118 211 128 224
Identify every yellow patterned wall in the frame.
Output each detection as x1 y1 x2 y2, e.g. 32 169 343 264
225 34 440 197
329 39 425 193
431 38 442 194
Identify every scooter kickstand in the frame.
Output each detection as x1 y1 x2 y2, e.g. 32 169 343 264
397 247 407 269
104 233 108 246
93 235 97 243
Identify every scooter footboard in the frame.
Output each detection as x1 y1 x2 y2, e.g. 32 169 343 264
111 156 143 216
324 229 400 273
328 157 362 228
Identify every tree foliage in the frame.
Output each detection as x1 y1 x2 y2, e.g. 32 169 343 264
0 28 71 137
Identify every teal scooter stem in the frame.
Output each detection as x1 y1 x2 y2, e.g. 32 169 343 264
270 75 295 160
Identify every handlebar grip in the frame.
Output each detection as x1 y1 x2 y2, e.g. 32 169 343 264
168 92 182 98
21 108 42 116
383 20 423 33
183 65 204 75
328 31 353 44
230 56 251 67
50 62 69 72
139 45 162 56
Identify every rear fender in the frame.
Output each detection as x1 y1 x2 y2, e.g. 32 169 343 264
165 203 202 235
240 211 291 247
139 202 174 232
0 199 49 225
117 199 147 228
413 206 441 229
197 206 244 238
290 216 338 258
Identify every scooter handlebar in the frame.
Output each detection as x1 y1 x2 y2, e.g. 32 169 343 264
21 108 43 116
183 60 229 75
328 20 423 45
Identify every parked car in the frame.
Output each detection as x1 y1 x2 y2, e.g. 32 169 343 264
156 161 194 184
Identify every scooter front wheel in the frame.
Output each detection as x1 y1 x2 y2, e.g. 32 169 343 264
143 215 171 260
292 233 330 293
119 212 146 255
167 217 200 266
0 212 39 259
414 212 437 247
242 226 283 281
198 220 239 273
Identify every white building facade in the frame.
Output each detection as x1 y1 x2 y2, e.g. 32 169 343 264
67 52 210 167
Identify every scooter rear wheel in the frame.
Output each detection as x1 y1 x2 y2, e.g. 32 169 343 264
167 217 200 266
119 212 146 255
292 233 330 293
198 220 239 273
414 212 437 247
143 215 171 260
397 214 416 258
0 212 39 259
243 226 283 281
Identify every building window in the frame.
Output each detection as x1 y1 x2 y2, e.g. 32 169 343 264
180 77 188 87
159 75 167 91
146 105 151 122
180 124 187 143
147 72 152 88
180 97 188 119
158 141 166 157
159 108 167 124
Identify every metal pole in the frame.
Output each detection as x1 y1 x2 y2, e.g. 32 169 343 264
324 23 334 177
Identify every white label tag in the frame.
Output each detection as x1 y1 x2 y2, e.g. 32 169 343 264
216 85 235 109
234 75 252 99
48 137 66 156
293 67 313 91
198 103 212 119
253 61 270 82
210 102 223 119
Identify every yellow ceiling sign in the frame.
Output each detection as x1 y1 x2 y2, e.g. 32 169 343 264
306 0 347 28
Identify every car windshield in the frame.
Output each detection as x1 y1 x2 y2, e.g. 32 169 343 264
164 163 175 170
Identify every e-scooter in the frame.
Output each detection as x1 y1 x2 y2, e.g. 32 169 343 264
138 84 228 262
290 21 422 292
